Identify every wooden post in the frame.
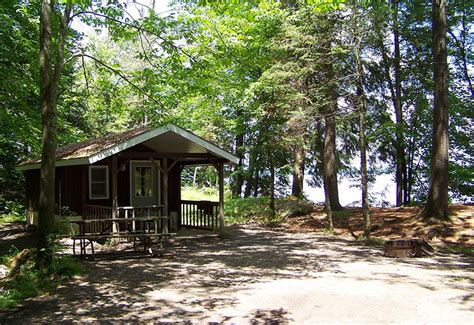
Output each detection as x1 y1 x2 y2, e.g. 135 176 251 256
81 165 87 217
163 157 169 222
178 165 183 229
218 162 225 236
111 156 118 234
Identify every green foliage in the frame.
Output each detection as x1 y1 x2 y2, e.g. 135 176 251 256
0 201 25 223
0 241 84 311
0 0 472 217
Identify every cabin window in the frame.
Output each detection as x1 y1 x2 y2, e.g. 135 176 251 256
89 166 109 199
134 166 153 197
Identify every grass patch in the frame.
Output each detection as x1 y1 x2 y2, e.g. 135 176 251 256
0 243 84 311
277 197 314 218
225 196 313 226
441 245 474 255
323 227 336 235
356 235 385 246
0 214 25 225
225 196 271 224
181 186 218 201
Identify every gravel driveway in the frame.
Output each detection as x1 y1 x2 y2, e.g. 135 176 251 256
1 226 473 324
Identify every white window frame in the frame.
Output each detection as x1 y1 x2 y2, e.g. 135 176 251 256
89 165 109 200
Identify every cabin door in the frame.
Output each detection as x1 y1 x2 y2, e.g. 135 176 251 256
130 161 160 207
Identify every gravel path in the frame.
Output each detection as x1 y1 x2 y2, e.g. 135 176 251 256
1 226 473 324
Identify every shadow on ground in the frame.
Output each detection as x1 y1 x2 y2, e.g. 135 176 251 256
1 225 472 323
0 222 36 256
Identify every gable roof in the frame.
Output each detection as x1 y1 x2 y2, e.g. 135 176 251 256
16 124 240 171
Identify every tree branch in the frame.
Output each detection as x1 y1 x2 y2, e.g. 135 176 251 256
447 27 473 97
81 55 90 97
74 53 170 115
70 10 202 68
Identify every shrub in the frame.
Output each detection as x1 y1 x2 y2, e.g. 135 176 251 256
0 200 25 224
0 239 84 310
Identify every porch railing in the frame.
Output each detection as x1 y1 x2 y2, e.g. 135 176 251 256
180 200 219 230
82 204 113 233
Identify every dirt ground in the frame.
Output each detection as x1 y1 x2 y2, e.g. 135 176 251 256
282 204 474 247
1 224 473 324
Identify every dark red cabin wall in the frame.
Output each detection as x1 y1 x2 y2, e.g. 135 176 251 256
167 161 181 213
117 157 130 207
56 165 84 215
23 146 187 216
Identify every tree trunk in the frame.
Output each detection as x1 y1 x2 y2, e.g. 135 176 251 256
323 169 333 232
392 0 408 206
37 0 71 251
232 132 244 198
352 6 370 236
421 0 449 221
268 150 276 222
244 153 253 198
357 82 370 237
253 167 260 197
406 99 422 204
291 144 305 198
38 0 55 250
323 99 343 210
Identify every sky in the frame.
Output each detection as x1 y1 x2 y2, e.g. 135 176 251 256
304 173 395 207
71 0 172 45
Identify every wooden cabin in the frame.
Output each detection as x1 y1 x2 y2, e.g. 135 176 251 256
16 124 239 233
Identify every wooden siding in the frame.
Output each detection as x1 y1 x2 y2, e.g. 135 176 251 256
23 144 189 221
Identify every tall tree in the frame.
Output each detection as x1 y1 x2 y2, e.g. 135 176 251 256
291 143 305 198
421 0 449 220
320 13 343 211
0 1 41 205
323 85 343 210
37 0 72 251
391 0 408 206
353 19 370 237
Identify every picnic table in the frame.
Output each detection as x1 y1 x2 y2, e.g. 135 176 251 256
70 216 174 258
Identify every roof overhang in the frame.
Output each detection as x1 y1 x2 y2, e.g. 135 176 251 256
16 124 240 171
